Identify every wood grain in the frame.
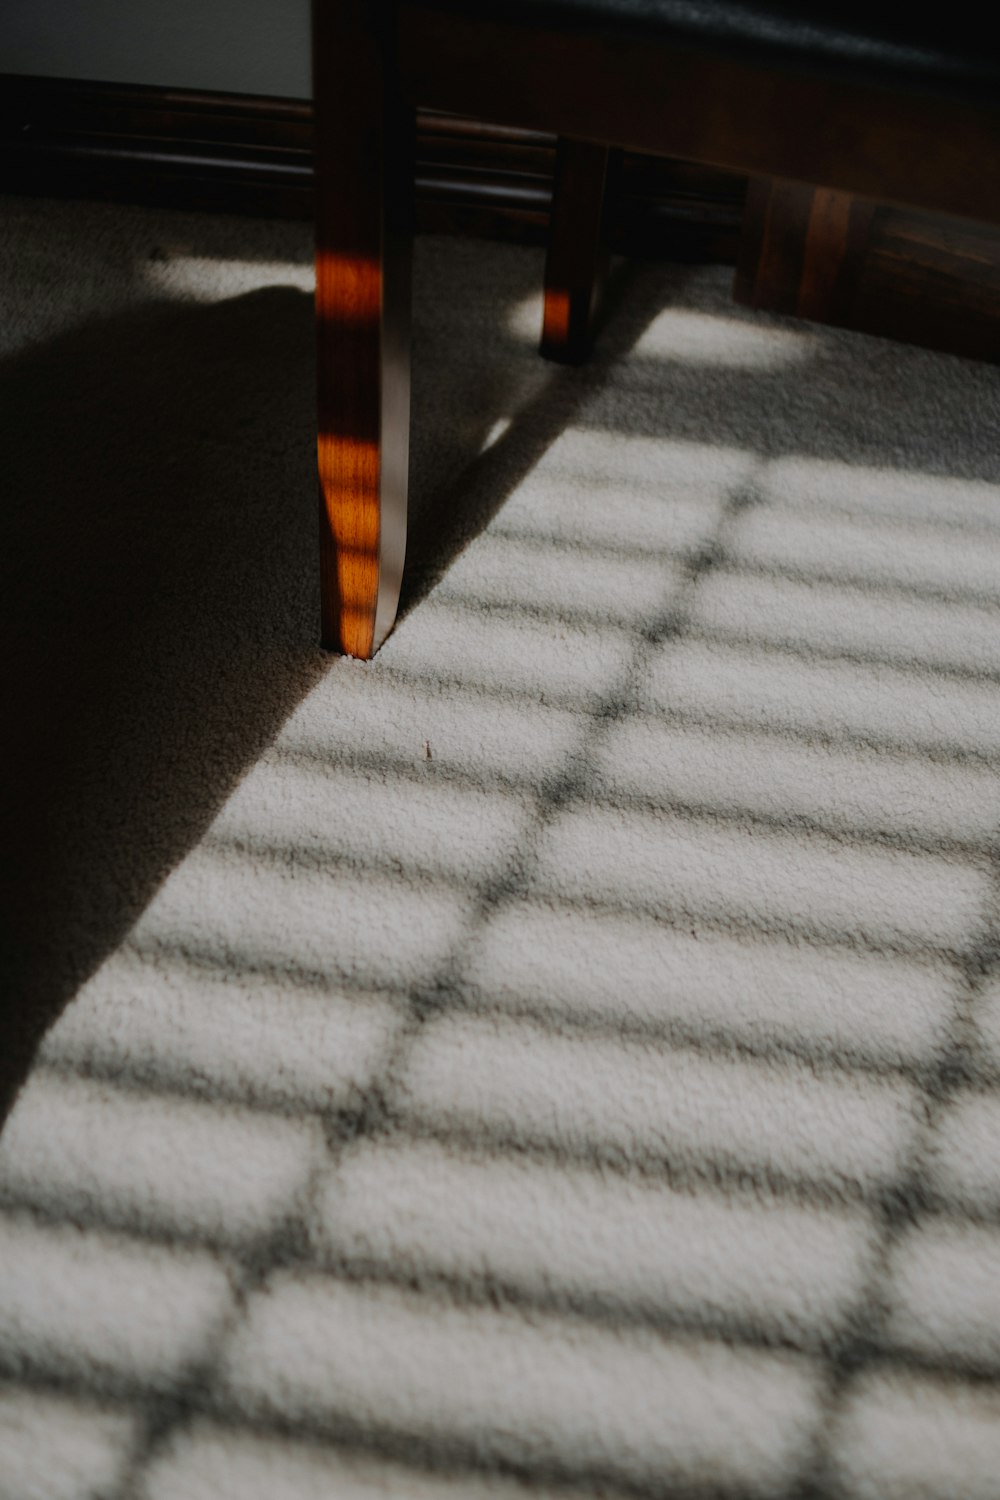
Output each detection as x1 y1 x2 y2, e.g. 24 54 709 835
313 0 412 657
736 175 1000 361
0 73 744 254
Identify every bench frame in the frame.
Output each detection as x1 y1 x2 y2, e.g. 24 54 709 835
314 0 1000 657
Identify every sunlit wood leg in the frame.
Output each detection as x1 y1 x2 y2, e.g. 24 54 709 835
313 0 413 657
541 139 610 364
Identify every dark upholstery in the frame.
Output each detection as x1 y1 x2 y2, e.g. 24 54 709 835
436 1 1000 107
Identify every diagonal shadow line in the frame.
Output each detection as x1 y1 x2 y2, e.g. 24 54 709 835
0 285 327 1131
104 400 749 1495
0 226 569 1144
3 225 995 1500
788 862 1000 1498
396 257 691 621
1 211 1000 1500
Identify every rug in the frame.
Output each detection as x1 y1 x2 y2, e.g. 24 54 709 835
2 194 1000 1499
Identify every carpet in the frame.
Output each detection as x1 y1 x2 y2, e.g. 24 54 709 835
2 193 1000 1499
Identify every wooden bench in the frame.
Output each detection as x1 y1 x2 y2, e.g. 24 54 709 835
313 0 1000 657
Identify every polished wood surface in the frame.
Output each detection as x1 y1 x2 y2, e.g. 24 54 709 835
736 175 1000 362
541 139 610 364
313 0 412 657
312 0 1000 654
735 176 875 324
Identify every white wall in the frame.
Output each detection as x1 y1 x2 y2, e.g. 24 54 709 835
0 0 311 97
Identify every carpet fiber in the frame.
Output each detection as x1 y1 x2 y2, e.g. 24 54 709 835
2 194 1000 1500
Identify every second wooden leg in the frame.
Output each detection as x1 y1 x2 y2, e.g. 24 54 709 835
541 139 611 364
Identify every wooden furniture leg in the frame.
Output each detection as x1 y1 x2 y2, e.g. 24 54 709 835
313 0 413 658
541 138 611 364
312 0 1000 655
734 175 875 326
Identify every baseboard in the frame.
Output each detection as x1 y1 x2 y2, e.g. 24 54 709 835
0 74 745 258
8 74 995 364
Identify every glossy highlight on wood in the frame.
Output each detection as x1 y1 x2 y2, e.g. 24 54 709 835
313 0 412 658
315 433 380 657
315 252 383 326
310 0 1000 654
541 286 572 350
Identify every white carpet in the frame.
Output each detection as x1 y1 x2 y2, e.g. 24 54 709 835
2 194 1000 1500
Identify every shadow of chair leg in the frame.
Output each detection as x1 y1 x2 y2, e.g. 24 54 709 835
0 285 325 1126
398 255 695 620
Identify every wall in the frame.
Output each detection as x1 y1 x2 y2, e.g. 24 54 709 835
0 0 311 97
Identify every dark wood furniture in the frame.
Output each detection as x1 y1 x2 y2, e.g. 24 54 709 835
313 0 1000 658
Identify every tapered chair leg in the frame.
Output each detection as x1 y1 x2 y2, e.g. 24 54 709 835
541 139 611 364
313 0 413 658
